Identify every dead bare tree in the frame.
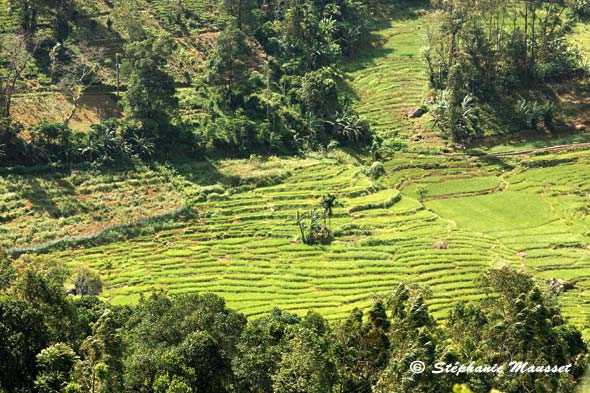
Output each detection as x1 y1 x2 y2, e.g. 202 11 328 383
0 34 39 123
53 43 106 125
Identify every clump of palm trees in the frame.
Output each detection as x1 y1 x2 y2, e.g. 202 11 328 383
515 99 554 131
0 120 155 167
296 193 340 245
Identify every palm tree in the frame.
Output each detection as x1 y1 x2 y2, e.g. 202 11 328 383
320 193 338 227
417 186 428 203
303 111 323 148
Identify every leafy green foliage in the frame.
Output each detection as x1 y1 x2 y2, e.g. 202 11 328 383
366 161 385 180
0 296 49 392
295 191 340 244
416 185 428 203
123 34 178 140
296 208 332 245
73 267 103 297
515 99 555 130
233 308 301 393
123 291 246 392
272 313 336 393
35 343 78 393
208 25 254 109
193 0 375 156
444 267 589 393
424 0 585 143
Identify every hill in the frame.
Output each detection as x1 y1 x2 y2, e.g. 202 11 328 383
3 1 590 392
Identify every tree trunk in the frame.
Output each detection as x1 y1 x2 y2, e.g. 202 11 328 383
524 1 529 81
64 101 79 126
449 4 457 68
531 0 536 75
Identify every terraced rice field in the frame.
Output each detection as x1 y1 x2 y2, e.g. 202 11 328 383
47 156 510 321
0 166 183 250
6 148 590 336
397 149 590 330
347 9 441 151
0 158 304 251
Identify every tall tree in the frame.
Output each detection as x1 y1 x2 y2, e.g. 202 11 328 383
73 311 124 393
233 308 301 393
219 0 257 31
35 343 79 393
0 297 49 392
272 313 337 393
51 43 106 126
0 34 38 129
123 34 178 139
208 25 254 108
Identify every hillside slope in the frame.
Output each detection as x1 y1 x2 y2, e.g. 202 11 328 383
346 8 444 153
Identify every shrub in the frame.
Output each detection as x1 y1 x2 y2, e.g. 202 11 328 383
29 122 76 163
81 120 133 165
73 266 103 296
515 99 553 130
417 185 429 203
327 140 340 151
81 120 155 165
331 104 371 146
367 162 386 179
571 0 590 16
206 192 229 202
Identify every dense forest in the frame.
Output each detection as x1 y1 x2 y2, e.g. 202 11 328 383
2 0 590 392
1 0 382 165
424 0 590 143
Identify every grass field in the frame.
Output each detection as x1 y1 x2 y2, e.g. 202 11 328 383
11 92 123 132
0 157 310 251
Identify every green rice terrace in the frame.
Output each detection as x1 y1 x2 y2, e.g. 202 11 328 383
4 148 590 336
346 9 437 151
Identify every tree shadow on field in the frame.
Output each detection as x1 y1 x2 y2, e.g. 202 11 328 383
344 1 427 73
162 158 257 190
6 175 80 218
474 155 515 171
32 2 125 82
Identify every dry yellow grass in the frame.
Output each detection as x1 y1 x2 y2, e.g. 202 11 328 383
12 92 123 132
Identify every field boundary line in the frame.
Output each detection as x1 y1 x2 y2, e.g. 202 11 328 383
472 142 590 158
5 206 191 257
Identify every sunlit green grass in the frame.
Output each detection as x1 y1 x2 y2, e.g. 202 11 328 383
346 11 437 151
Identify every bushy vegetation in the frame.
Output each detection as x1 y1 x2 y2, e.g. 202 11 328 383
423 0 589 143
0 0 384 166
0 120 160 167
